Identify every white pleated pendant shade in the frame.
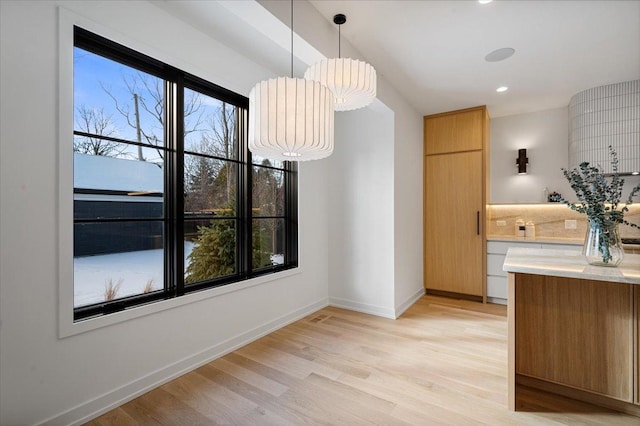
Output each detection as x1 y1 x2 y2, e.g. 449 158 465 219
304 58 376 111
249 77 335 162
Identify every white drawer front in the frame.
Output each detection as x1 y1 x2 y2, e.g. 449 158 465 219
539 243 581 251
487 276 507 299
487 253 507 277
487 240 541 254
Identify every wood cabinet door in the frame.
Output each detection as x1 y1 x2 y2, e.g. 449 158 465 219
425 151 483 296
424 109 484 155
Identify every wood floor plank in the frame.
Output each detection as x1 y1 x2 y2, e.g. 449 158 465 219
86 295 640 425
210 357 289 398
160 370 258 422
88 408 137 426
121 387 213 425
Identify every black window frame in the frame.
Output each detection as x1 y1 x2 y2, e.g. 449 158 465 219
73 27 298 321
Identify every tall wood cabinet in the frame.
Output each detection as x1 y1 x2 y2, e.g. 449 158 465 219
424 106 488 300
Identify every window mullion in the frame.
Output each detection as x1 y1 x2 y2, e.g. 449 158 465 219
238 108 252 276
286 162 299 266
175 73 186 296
164 75 185 297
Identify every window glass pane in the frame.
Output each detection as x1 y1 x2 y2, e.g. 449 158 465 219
72 137 166 162
253 166 284 217
253 218 285 269
184 88 238 160
74 47 165 149
184 156 236 216
74 144 164 219
74 199 163 221
252 154 284 169
184 219 236 284
74 221 164 307
73 28 297 321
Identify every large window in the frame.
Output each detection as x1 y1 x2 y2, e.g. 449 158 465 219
73 27 297 321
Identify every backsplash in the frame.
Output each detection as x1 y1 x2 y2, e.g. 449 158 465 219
486 203 640 240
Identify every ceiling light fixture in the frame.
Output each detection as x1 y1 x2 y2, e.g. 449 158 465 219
485 47 515 62
496 86 509 93
478 0 493 4
304 14 376 111
248 0 334 162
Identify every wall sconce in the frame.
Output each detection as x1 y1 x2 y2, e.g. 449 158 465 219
516 149 528 174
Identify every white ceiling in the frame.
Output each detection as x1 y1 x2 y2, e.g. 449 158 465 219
157 0 640 118
308 0 640 117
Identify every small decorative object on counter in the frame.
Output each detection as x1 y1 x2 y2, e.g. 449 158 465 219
583 221 624 266
548 191 562 202
543 187 549 203
515 219 526 237
561 146 640 266
525 221 536 238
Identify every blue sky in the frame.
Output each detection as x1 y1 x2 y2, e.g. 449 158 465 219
73 46 280 168
74 47 226 161
74 47 160 145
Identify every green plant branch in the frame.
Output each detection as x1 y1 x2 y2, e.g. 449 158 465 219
560 146 640 263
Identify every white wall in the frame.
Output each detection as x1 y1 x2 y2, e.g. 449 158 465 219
386 84 425 314
490 107 573 203
258 0 425 317
0 0 426 422
0 1 330 424
327 104 396 317
490 106 640 204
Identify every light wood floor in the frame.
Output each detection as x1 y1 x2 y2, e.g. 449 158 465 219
87 296 639 425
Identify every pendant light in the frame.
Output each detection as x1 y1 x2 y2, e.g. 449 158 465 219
304 14 376 111
248 1 334 162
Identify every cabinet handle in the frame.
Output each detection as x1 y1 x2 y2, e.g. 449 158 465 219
476 211 480 235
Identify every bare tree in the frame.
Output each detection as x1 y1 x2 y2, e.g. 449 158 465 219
200 102 238 201
183 101 239 213
201 102 237 158
73 105 124 157
101 72 206 159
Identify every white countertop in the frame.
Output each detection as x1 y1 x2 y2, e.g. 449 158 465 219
503 248 640 285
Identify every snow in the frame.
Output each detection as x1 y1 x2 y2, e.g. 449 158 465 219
74 242 284 307
74 242 194 307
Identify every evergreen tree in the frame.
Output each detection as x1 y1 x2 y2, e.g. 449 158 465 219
184 155 217 213
252 219 274 269
185 215 235 284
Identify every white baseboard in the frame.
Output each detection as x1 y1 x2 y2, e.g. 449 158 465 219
41 298 329 426
394 287 425 318
328 297 396 319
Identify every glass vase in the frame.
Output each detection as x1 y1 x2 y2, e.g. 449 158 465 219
582 219 624 267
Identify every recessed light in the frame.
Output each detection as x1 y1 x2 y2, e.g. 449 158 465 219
485 48 515 62
478 0 493 4
496 86 508 93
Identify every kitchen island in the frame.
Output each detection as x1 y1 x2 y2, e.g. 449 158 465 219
504 248 640 417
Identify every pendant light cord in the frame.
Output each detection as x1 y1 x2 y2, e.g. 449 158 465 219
333 14 346 58
290 0 294 78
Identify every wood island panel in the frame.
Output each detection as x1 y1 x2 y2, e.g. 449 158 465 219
514 273 634 402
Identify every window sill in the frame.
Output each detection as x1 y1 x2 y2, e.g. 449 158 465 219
59 267 301 338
